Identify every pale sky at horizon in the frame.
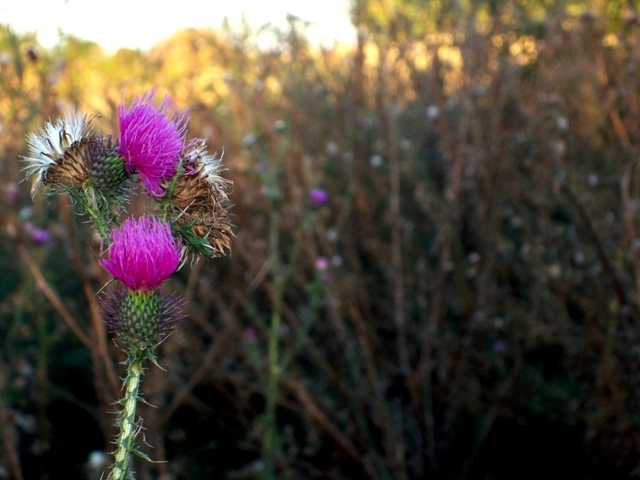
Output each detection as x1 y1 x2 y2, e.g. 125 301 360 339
0 0 356 53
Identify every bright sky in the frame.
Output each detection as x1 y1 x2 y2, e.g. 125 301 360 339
0 0 356 53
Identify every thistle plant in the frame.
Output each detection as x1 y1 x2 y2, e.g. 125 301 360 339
99 215 185 478
22 89 232 479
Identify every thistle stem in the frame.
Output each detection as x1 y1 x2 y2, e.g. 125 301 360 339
65 187 111 240
263 305 282 480
261 195 315 479
110 348 145 480
88 207 111 241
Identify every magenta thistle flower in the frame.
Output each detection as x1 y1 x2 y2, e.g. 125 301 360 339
117 89 187 197
100 215 181 291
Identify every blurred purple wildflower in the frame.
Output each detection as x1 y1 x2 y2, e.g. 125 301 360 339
5 183 20 205
314 257 330 271
13 376 28 390
100 215 181 291
492 340 506 353
310 188 329 207
30 228 52 245
23 222 52 245
117 89 187 197
243 328 258 343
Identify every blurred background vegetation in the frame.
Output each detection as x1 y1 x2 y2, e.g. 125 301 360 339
2 0 640 478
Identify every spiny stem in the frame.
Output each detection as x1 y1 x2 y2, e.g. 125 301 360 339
263 306 282 480
261 185 315 479
88 206 111 241
65 186 111 240
110 348 145 480
262 174 283 480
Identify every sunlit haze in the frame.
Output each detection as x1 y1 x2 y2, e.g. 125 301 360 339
0 0 356 52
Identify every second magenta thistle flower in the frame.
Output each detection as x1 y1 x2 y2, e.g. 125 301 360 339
101 214 180 291
118 90 187 197
100 215 184 350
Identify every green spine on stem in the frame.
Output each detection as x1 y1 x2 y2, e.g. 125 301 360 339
65 186 112 241
110 348 145 480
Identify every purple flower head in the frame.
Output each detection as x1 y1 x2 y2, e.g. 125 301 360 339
314 256 330 271
23 222 52 245
117 89 188 197
492 340 506 353
30 228 52 245
100 215 181 291
320 273 332 284
243 328 258 343
310 188 330 207
5 183 20 205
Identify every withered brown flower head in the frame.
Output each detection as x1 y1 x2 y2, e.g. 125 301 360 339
23 112 98 195
172 140 233 257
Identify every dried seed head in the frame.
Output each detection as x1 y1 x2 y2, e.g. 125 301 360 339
171 140 233 258
23 112 97 195
40 136 92 188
